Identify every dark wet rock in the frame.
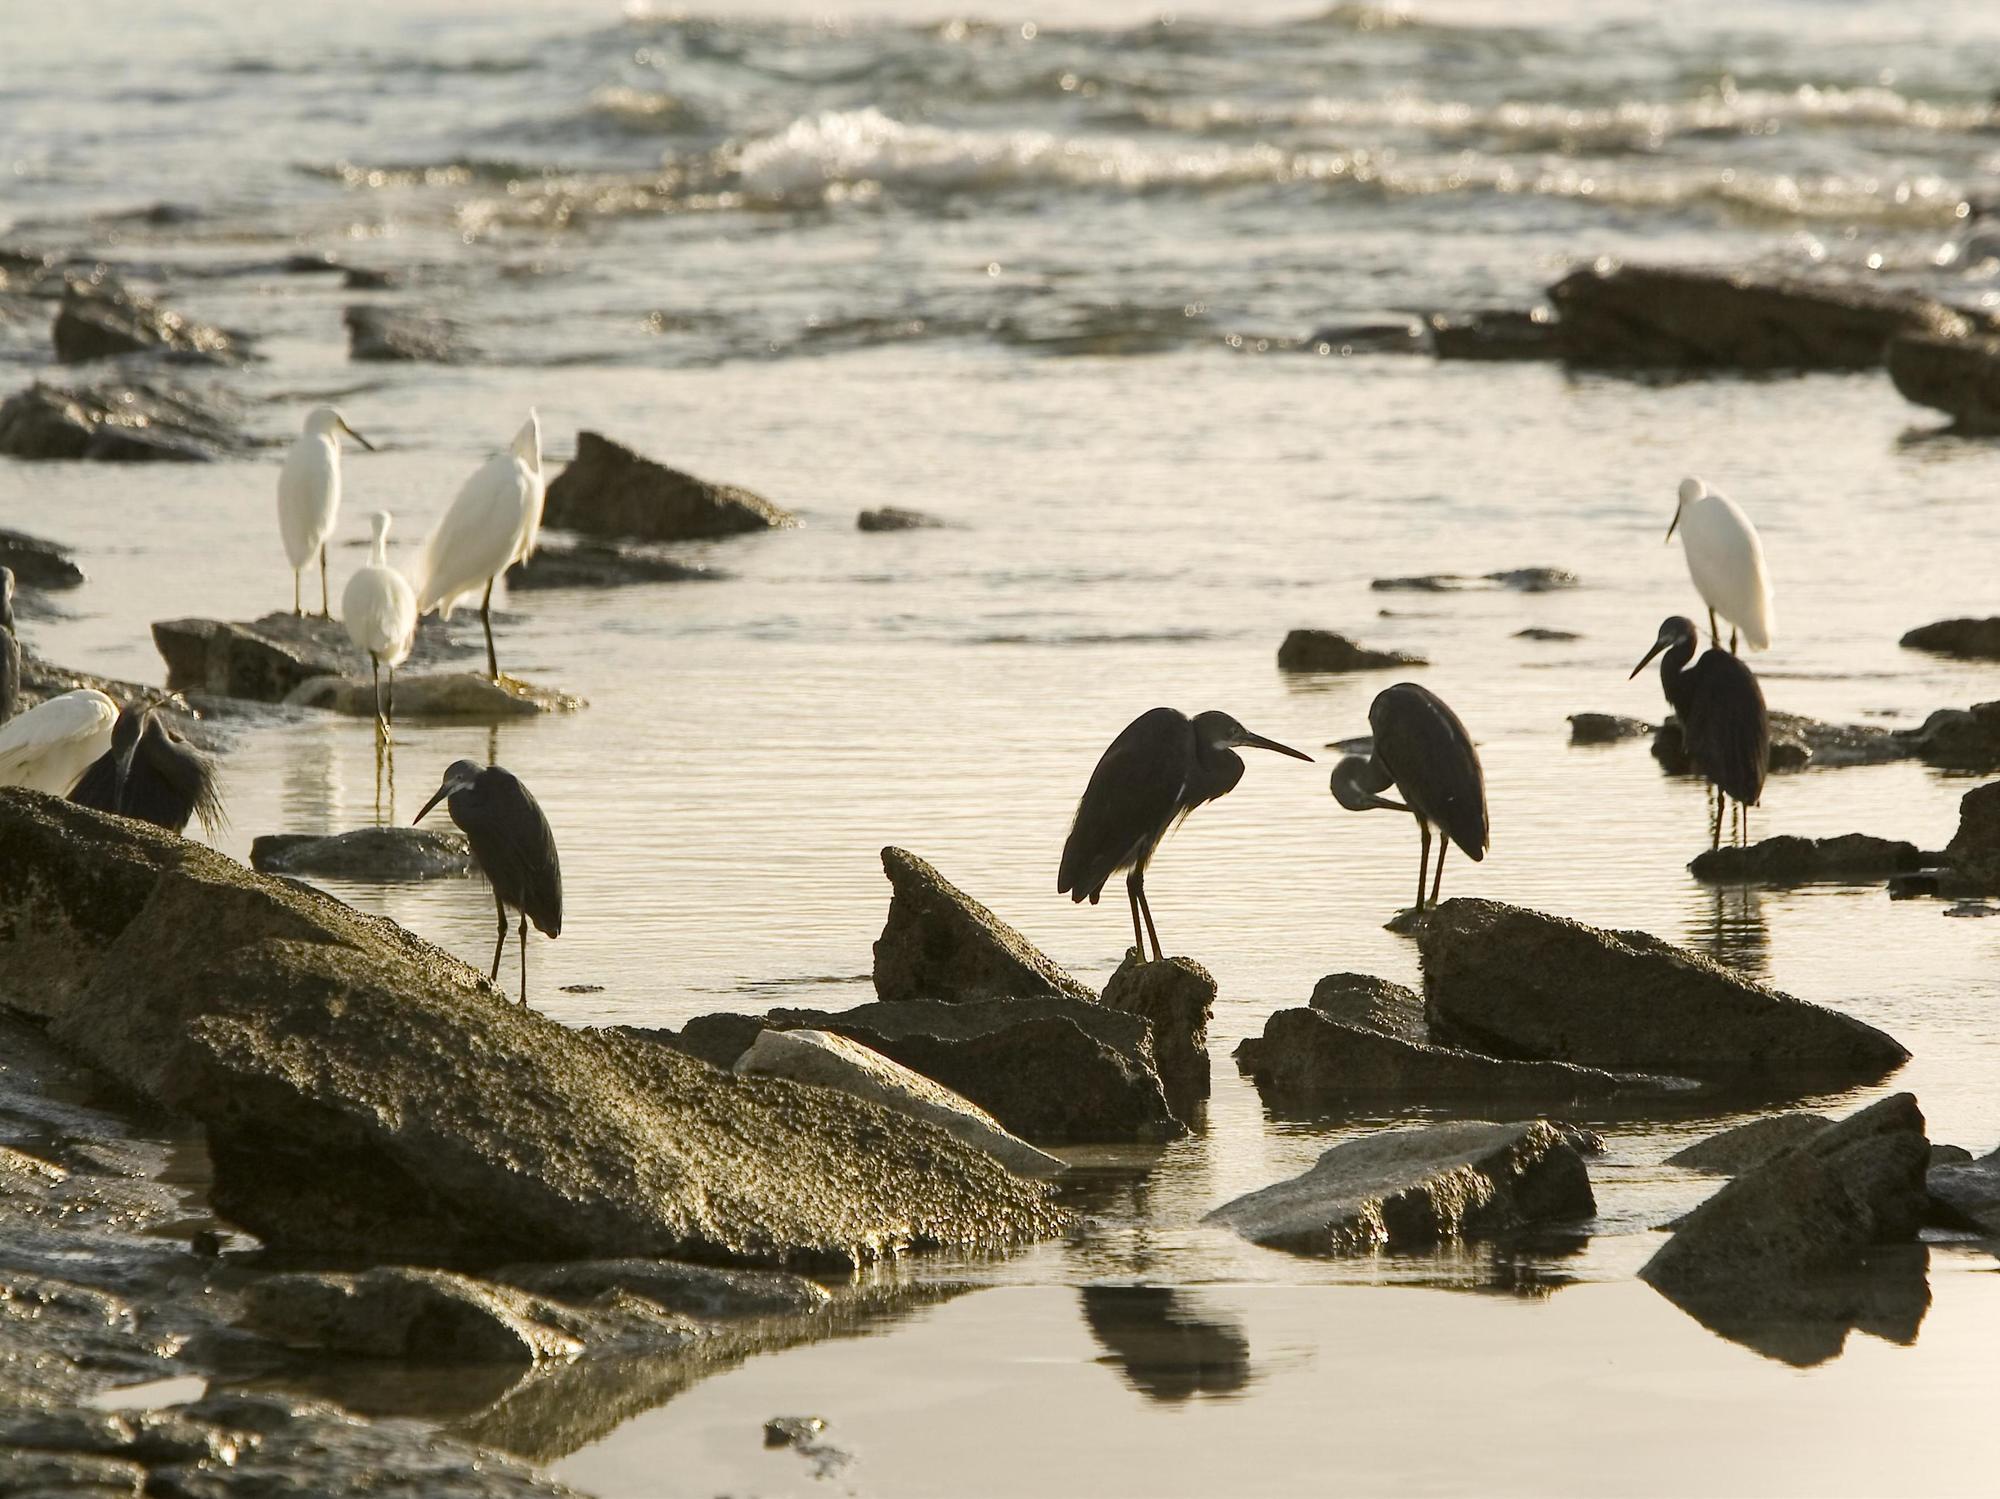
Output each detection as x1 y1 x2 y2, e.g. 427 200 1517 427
342 266 401 291
857 506 948 531
1302 313 1427 354
1652 710 1913 774
0 380 246 462
1664 1113 1833 1174
288 671 585 720
765 1415 828 1448
1418 899 1909 1089
0 793 1068 1267
343 303 462 362
1079 1285 1250 1403
1371 567 1577 593
242 1267 587 1365
1688 834 1928 885
1100 954 1212 1124
1568 712 1653 744
1276 629 1425 671
1900 616 2000 660
1309 972 1427 1041
0 1448 147 1494
873 846 1096 1005
1930 1143 1974 1167
250 827 474 882
1944 782 2000 891
504 539 722 591
1427 307 1565 361
1903 700 2000 772
1642 1095 1930 1299
0 528 85 591
640 993 1181 1145
53 277 244 365
1886 331 2000 433
153 612 470 702
492 1259 830 1321
543 430 796 542
1515 627 1578 642
1549 261 1969 370
1925 1145 2000 1235
1205 1120 1595 1255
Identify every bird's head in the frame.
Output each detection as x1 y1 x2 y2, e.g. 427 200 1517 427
306 405 376 451
1667 476 1704 542
415 758 483 824
511 409 542 471
1330 755 1406 813
368 510 394 542
1191 711 1313 762
1630 616 1698 679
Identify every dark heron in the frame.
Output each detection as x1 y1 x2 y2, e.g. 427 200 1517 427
1330 683 1488 913
1058 707 1312 962
415 759 562 1004
0 567 18 725
70 694 224 836
1631 614 1769 848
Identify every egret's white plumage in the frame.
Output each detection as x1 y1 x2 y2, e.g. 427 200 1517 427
1668 476 1774 652
342 511 419 729
0 688 119 796
417 411 544 679
278 406 374 616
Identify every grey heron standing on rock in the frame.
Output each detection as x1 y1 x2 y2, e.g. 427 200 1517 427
70 694 224 836
416 759 562 1004
1330 683 1488 914
1058 707 1312 962
1631 615 1768 849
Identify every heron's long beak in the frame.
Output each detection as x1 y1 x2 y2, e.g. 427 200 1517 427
1330 759 1408 813
1664 506 1680 543
413 786 451 825
1629 637 1671 680
342 420 377 452
1239 731 1313 762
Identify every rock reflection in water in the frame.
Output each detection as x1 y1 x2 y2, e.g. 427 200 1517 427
1646 1244 1930 1368
1685 878 1771 981
1080 1286 1253 1403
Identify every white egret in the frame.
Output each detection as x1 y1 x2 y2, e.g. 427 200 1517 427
341 511 419 733
1666 476 1774 654
417 410 544 681
0 688 119 796
278 406 375 617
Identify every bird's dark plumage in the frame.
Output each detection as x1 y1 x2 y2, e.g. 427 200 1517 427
1368 684 1488 862
1637 616 1768 807
70 700 224 836
416 759 562 1004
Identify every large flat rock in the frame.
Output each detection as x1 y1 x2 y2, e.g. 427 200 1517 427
0 380 247 462
154 612 471 703
873 846 1096 1005
1204 1120 1595 1256
1901 616 2000 660
1887 331 2000 433
542 430 796 541
1418 899 1908 1090
53 277 244 365
1688 834 1927 886
287 671 584 720
0 791 1066 1268
250 827 473 882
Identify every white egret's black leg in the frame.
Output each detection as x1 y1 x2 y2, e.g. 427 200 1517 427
1430 838 1447 908
518 914 529 1006
489 893 508 982
293 571 302 618
371 656 386 739
1125 873 1145 961
1729 626 1739 656
1709 607 1720 651
386 662 396 727
1416 821 1432 910
480 579 498 681
319 545 331 618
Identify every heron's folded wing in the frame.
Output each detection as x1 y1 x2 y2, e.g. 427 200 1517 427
1058 707 1189 900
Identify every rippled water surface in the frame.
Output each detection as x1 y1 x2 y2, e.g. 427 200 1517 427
8 1 2000 1493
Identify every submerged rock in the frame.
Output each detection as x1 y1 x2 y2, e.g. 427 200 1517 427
1371 567 1578 593
1515 626 1578 642
543 430 796 541
1549 261 1968 370
1688 834 1928 885
1568 712 1653 744
873 846 1096 1006
343 303 463 362
504 539 722 591
53 277 244 365
1886 331 2000 433
1903 700 2000 772
0 379 246 461
1664 1114 1833 1175
250 827 474 882
1275 629 1425 672
242 1267 587 1365
0 528 85 591
1101 954 1213 1124
1900 616 2000 660
287 671 585 720
1418 899 1909 1090
857 507 948 531
1427 307 1565 361
0 793 1068 1267
153 612 470 702
1204 1120 1595 1256
1302 314 1428 354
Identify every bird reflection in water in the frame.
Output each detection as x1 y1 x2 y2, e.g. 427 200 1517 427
1079 1285 1254 1403
1686 879 1771 981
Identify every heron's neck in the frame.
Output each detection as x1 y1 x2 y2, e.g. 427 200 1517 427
1658 636 1696 709
369 531 389 566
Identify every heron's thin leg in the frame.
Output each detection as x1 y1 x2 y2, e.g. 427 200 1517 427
1730 626 1739 656
480 578 499 681
518 914 529 1006
386 662 396 727
320 545 331 618
1711 794 1725 851
371 656 385 739
1708 607 1720 651
1134 872 1165 963
1430 838 1447 908
1416 821 1432 911
1125 873 1145 963
490 892 508 983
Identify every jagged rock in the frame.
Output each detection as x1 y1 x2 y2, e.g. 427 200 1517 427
1428 307 1565 361
53 278 243 365
1688 834 1928 885
1204 1120 1595 1255
1418 899 1909 1089
543 430 796 542
1901 616 2000 660
873 846 1095 1005
637 993 1181 1145
737 1028 1062 1178
1371 567 1577 593
241 1267 586 1365
504 540 721 590
1642 1095 1930 1296
343 303 462 362
1276 630 1425 671
1944 782 2000 890
1550 261 1969 370
1904 700 2000 772
1664 1114 1833 1174
0 529 84 590
1886 332 2000 433
1925 1146 2000 1235
1309 973 1427 1040
0 380 245 461
1302 314 1427 354
0 792 1068 1267
287 671 585 720
1101 954 1212 1124
250 827 474 882
857 507 947 531
152 612 470 702
1569 712 1653 744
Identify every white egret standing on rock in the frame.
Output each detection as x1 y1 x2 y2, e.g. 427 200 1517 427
0 688 118 796
278 406 375 617
1667 476 1773 654
342 511 419 734
418 411 544 681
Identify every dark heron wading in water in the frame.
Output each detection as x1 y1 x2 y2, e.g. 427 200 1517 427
1631 614 1768 849
0 568 19 725
416 759 562 1004
70 695 224 836
1330 682 1488 914
1058 707 1312 962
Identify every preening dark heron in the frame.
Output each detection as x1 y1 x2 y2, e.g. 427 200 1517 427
415 759 562 1004
1631 614 1768 848
0 567 19 725
1058 707 1312 962
70 694 224 836
1330 683 1488 913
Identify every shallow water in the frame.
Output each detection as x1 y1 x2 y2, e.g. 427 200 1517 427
8 1 2000 1492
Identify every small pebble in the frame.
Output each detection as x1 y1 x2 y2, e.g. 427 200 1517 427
764 1415 828 1449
